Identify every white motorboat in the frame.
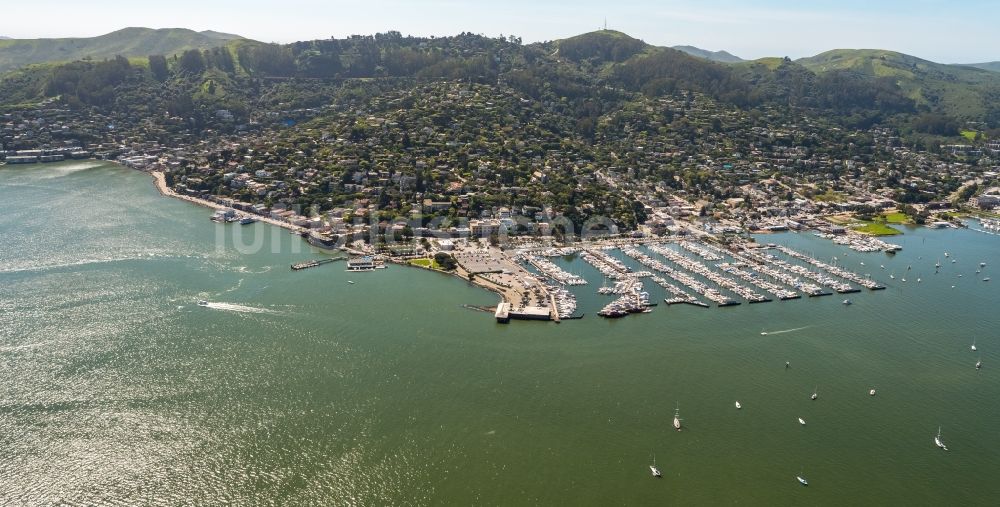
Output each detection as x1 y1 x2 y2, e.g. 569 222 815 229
798 417 806 425
976 358 982 370
935 427 948 451
842 299 852 305
869 388 876 396
811 387 818 400
971 339 977 352
673 404 682 431
735 401 742 409
197 300 209 306
797 475 809 486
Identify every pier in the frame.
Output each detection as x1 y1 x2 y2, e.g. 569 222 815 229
771 245 884 290
291 258 337 271
647 243 768 304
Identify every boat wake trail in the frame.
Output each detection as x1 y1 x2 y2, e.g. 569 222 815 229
761 326 811 336
201 302 282 315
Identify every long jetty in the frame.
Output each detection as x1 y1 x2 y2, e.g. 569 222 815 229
291 258 336 271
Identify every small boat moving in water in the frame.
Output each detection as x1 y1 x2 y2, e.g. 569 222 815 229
798 417 806 426
842 299 852 305
673 404 682 431
971 339 977 352
935 427 948 451
650 455 662 478
811 387 818 400
797 475 809 486
870 388 876 396
197 300 209 307
735 400 742 409
976 357 982 370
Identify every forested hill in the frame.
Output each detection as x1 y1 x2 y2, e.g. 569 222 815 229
0 27 243 73
3 29 1000 129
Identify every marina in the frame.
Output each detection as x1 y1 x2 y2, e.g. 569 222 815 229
3 163 1000 505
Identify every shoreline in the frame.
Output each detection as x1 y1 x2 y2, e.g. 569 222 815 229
145 168 513 310
148 170 308 235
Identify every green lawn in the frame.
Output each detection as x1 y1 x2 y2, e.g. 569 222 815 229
409 258 443 270
961 129 978 141
853 222 902 236
882 212 911 224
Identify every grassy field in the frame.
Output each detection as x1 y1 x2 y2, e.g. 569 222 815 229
853 222 902 236
409 258 443 270
961 130 979 141
882 212 912 224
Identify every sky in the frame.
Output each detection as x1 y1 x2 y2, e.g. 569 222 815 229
2 0 997 63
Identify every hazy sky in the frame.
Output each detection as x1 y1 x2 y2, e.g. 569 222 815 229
3 0 997 63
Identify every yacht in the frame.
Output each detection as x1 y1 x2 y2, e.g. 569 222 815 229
935 427 948 451
842 299 852 305
673 404 682 431
347 281 355 285
976 358 982 370
798 417 806 425
811 387 818 400
239 216 257 225
869 388 876 396
981 262 987 268
797 475 809 486
197 300 209 306
735 401 742 410
971 339 977 352
650 455 662 477
984 277 991 282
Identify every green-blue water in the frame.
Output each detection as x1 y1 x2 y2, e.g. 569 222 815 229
1 161 998 505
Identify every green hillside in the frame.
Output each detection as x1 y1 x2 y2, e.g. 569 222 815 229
0 27 243 73
796 49 1000 121
555 30 649 64
963 62 1000 73
672 45 743 63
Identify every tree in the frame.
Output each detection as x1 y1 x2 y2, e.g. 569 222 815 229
434 252 457 270
178 49 206 74
148 55 169 81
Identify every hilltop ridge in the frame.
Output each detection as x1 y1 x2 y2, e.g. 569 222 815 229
0 27 244 73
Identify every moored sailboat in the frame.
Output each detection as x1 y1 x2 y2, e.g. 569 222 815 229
934 427 948 451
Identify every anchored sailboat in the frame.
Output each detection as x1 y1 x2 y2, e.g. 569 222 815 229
673 404 682 431
935 427 948 451
650 454 662 477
